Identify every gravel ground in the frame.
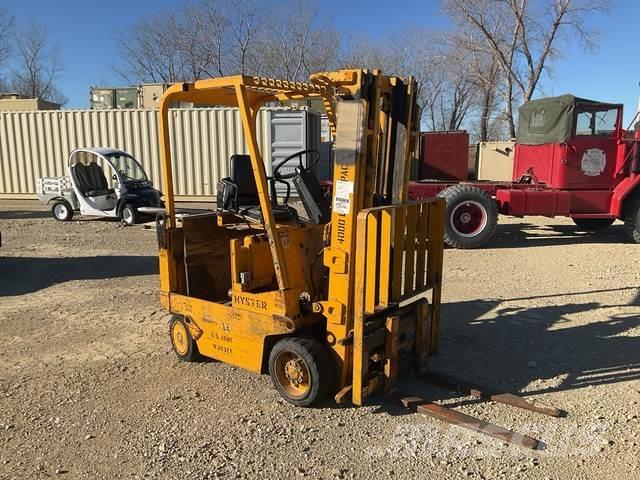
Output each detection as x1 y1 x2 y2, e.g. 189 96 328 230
1 199 639 480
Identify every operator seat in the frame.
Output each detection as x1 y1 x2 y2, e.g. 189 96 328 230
72 162 115 197
217 154 296 222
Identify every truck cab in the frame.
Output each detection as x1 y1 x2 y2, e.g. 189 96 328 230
514 95 624 191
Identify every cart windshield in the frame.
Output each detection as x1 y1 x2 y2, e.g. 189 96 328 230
106 153 148 182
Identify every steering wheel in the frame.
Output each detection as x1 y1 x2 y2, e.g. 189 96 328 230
272 149 320 180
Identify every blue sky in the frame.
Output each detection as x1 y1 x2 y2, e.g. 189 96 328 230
3 0 639 124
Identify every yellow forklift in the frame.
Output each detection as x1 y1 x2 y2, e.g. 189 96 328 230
156 70 563 448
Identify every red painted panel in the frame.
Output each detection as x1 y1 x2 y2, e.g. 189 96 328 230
495 189 571 217
514 143 565 187
408 181 509 199
514 139 618 190
569 190 612 214
408 181 452 199
610 174 640 216
420 131 469 181
565 137 618 189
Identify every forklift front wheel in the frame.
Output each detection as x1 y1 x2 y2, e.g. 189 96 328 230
51 200 74 222
120 204 138 226
269 337 329 407
169 316 200 362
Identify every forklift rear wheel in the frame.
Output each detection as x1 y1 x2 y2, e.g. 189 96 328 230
622 195 640 243
269 336 329 407
437 185 498 249
51 200 73 222
169 316 200 362
120 204 138 226
572 218 614 232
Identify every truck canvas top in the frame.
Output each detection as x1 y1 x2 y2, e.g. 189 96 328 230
517 94 622 145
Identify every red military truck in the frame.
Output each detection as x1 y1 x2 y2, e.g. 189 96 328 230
409 94 640 248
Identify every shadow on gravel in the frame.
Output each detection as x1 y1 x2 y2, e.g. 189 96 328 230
0 255 158 296
485 222 630 248
432 286 640 405
0 209 50 220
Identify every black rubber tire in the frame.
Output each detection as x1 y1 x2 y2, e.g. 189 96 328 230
572 218 615 232
50 200 74 221
437 184 499 249
268 336 329 407
169 315 201 362
120 204 138 226
622 194 640 243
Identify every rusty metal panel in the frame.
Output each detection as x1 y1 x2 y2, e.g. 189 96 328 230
477 140 515 181
0 108 281 200
420 131 469 181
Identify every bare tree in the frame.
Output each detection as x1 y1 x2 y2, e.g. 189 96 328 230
453 27 504 141
223 0 266 75
340 29 478 132
260 0 339 81
192 0 227 77
10 22 67 104
0 8 13 91
116 0 269 82
425 44 478 131
444 0 609 137
116 14 193 83
0 8 12 64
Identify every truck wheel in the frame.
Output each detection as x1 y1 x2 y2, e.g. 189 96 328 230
169 315 200 362
269 336 329 407
120 204 138 226
572 218 615 232
51 200 74 222
437 185 498 249
623 196 640 243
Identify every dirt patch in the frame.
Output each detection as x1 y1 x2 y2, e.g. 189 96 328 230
1 200 639 479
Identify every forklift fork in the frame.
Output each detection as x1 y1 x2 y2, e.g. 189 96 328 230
390 370 566 449
348 197 564 449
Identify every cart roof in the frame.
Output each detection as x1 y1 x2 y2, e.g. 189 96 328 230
517 94 622 145
71 147 128 157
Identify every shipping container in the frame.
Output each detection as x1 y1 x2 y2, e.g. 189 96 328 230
114 88 138 109
0 107 322 201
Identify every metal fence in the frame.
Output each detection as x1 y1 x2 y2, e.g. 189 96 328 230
0 107 320 200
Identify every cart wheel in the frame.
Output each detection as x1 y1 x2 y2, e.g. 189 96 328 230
51 200 74 222
120 204 138 226
268 336 328 407
573 218 614 232
437 185 498 249
622 195 640 243
169 315 200 362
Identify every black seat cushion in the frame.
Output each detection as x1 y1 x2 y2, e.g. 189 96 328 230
240 204 297 222
85 188 114 197
72 162 115 197
217 154 294 222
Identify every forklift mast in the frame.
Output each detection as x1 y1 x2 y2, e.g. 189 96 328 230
309 70 444 401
